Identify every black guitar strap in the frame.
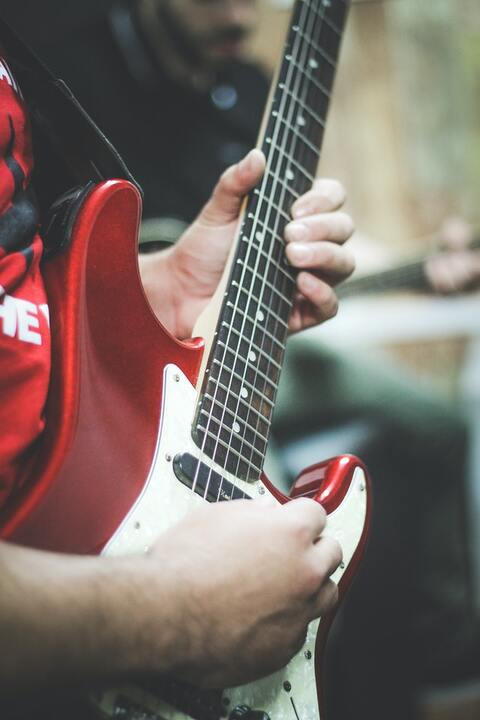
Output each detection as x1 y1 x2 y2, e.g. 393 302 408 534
0 15 142 258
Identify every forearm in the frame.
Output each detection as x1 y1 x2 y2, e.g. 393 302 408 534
0 542 176 694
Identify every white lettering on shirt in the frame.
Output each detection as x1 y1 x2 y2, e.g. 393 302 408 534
39 304 50 327
0 287 47 346
0 59 21 96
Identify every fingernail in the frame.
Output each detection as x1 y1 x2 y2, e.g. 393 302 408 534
292 203 310 219
285 222 310 243
238 151 253 173
287 243 312 264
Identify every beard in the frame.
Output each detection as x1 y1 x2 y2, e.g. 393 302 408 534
159 3 251 68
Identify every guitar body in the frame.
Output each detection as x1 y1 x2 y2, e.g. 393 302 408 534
0 180 203 553
0 180 371 720
1 3 372 717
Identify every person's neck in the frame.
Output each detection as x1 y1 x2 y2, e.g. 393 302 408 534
136 0 216 92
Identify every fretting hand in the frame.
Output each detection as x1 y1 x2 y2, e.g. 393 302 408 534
140 149 355 339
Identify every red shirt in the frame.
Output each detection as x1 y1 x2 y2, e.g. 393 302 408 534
0 52 51 509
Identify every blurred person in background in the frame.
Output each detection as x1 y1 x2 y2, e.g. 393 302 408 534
6 0 480 718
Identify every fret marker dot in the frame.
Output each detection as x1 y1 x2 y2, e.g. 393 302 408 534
255 231 264 242
241 387 249 399
297 115 306 127
286 169 295 181
257 310 265 322
248 351 257 362
233 421 241 434
309 58 318 69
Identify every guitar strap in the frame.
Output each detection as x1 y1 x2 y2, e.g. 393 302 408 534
0 15 142 258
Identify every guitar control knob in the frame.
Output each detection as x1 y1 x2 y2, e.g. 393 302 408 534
229 706 270 720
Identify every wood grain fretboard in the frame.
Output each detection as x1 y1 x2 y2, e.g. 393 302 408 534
194 0 350 481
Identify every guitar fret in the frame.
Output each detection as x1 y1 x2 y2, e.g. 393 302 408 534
275 114 322 156
214 338 284 390
276 86 328 129
204 371 274 426
214 346 279 392
321 9 342 36
236 253 295 286
232 282 292 332
249 198 291 224
286 61 332 111
226 300 289 331
282 58 330 109
262 144 316 183
241 219 289 263
216 333 282 374
213 337 282 390
221 316 286 355
195 425 264 470
199 408 269 448
204 391 272 429
254 174 300 201
295 29 335 68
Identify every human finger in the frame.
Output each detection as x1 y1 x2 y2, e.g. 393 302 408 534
291 178 347 217
286 239 355 281
293 274 339 323
199 149 265 227
281 497 328 541
309 578 339 619
285 211 355 246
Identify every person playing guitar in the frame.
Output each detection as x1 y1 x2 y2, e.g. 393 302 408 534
0 21 356 717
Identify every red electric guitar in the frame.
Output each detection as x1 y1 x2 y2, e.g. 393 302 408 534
1 1 371 718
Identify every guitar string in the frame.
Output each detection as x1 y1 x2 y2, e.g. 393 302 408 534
189 0 309 501
205 0 317 498
189 0 339 503
208 0 330 498
202 0 336 502
221 0 347 497
189 0 313 502
235 0 350 494
226 0 344 486
238 0 334 480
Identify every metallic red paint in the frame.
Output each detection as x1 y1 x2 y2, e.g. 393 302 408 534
0 181 204 551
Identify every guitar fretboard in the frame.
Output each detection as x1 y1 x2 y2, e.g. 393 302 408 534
193 0 350 481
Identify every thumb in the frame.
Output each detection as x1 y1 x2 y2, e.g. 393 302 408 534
199 149 266 227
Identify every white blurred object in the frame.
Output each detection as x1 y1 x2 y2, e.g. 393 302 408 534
268 0 293 8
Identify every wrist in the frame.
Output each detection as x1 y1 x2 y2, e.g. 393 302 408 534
99 553 188 679
138 247 180 336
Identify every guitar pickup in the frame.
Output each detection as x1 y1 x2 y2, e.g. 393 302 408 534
173 453 252 502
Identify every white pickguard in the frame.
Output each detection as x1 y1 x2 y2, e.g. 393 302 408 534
95 364 368 720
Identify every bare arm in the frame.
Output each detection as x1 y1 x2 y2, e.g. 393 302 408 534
0 498 340 694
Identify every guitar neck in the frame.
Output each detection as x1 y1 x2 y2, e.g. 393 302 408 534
338 235 480 298
193 0 350 482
